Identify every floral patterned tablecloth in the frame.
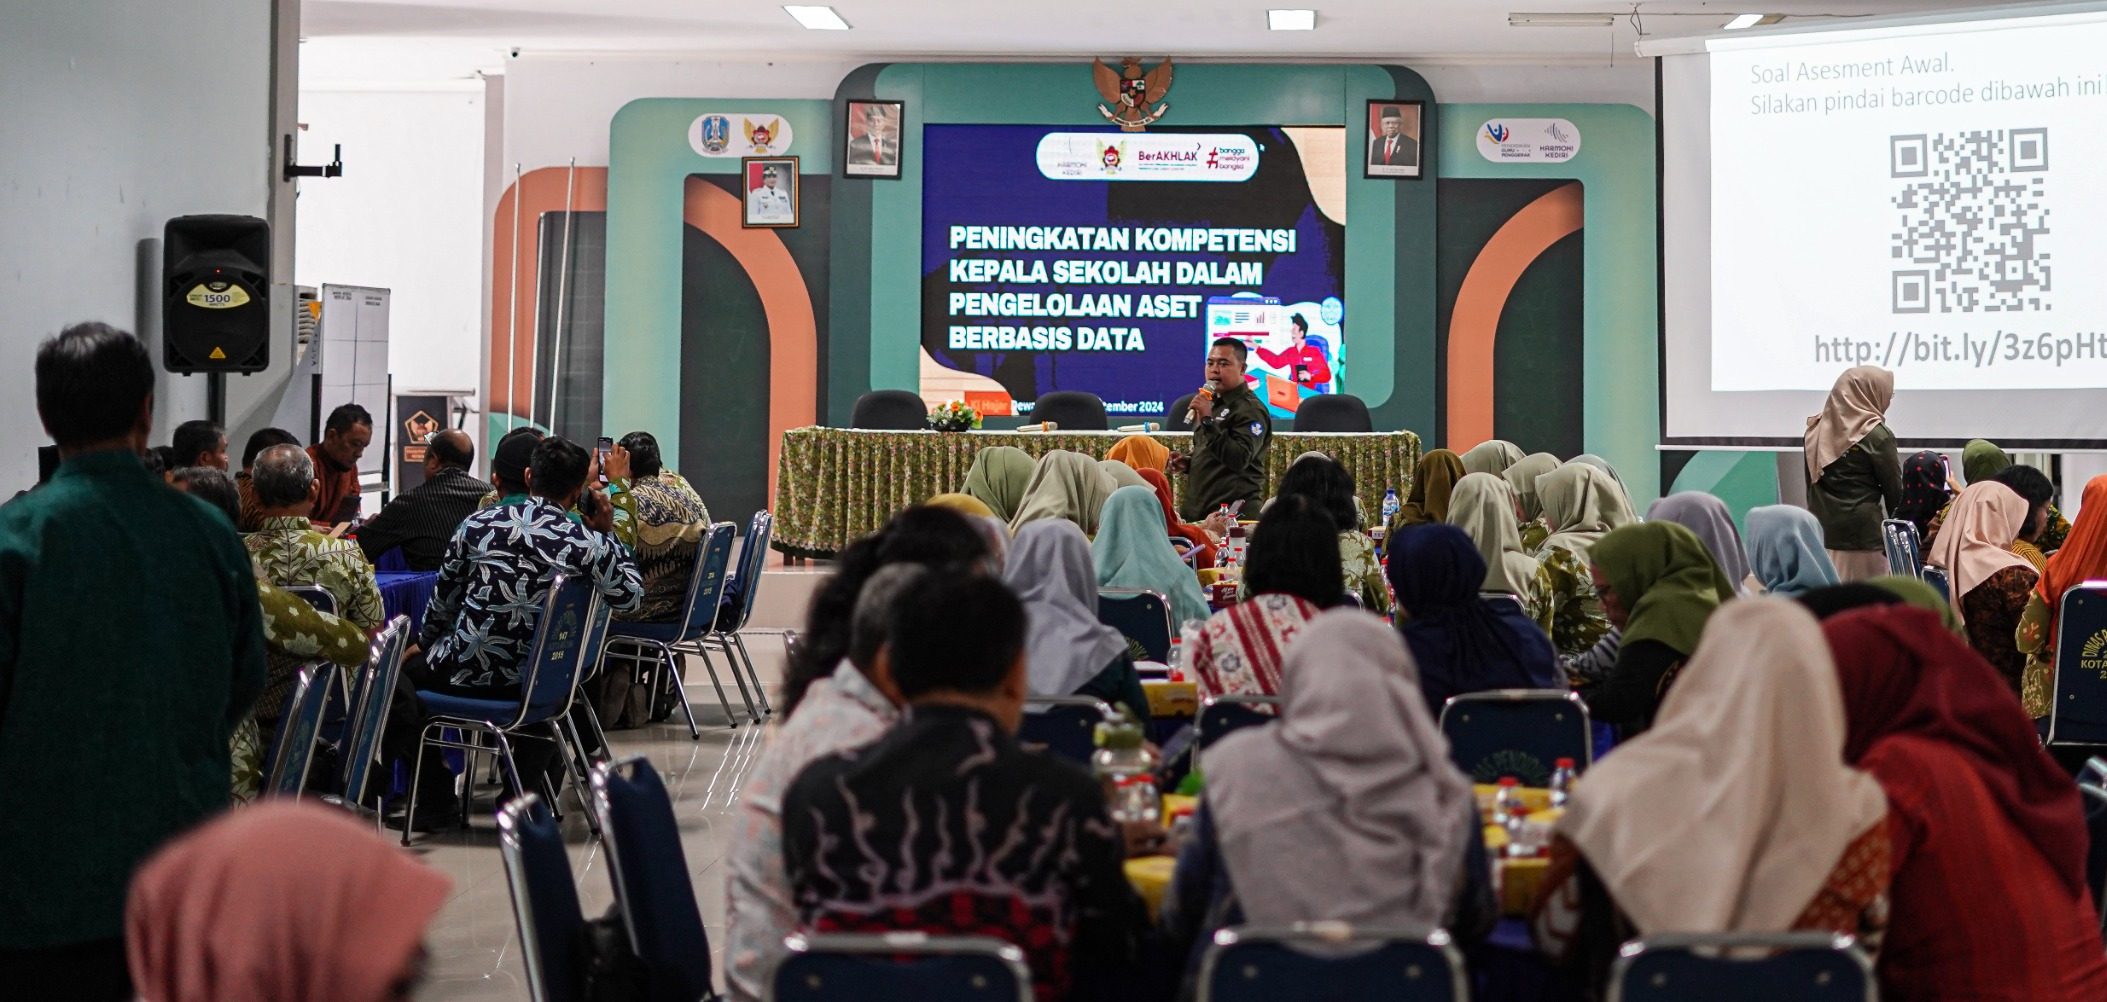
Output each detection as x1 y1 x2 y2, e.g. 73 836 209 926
773 427 1422 557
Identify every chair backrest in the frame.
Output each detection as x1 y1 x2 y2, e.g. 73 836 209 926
1166 392 1197 432
339 616 411 802
1438 689 1592 787
772 932 1034 1002
722 510 776 630
1098 589 1173 663
1198 923 1466 1002
1921 565 1951 602
1018 696 1115 766
592 757 715 1002
1478 592 1527 617
499 794 588 1002
2080 783 2107 935
1032 391 1110 431
514 575 604 727
282 583 336 616
1291 394 1372 433
670 522 738 642
851 389 929 430
1608 932 1874 1002
1881 519 1924 576
261 666 331 798
2046 584 2107 747
1197 695 1281 753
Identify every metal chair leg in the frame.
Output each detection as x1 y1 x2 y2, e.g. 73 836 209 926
553 716 602 835
729 632 773 717
708 635 761 723
684 643 742 729
401 725 435 846
661 647 703 739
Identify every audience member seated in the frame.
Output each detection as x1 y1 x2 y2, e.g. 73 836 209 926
0 323 265 997
781 574 1159 1002
1568 453 1635 509
603 431 710 621
1932 440 2074 553
234 579 375 803
1449 472 1553 629
142 445 173 480
1927 481 2037 695
1184 496 1339 700
479 427 543 508
1459 438 1524 477
962 445 1035 522
1004 520 1149 721
1095 485 1210 627
1137 468 1218 571
1503 451 1561 552
169 418 227 470
1099 458 1150 492
125 802 451 1002
1581 521 1730 733
1534 462 1633 657
1645 492 1752 596
1008 449 1115 537
1823 605 2107 1001
1276 453 1390 614
2017 474 2107 717
1167 611 1492 976
1388 447 1463 530
309 403 373 524
1804 366 1902 582
168 466 240 528
353 429 492 571
1745 504 1840 597
1987 464 2058 569
1535 600 1892 994
236 426 300 531
1388 524 1562 717
1104 433 1170 476
1895 449 1952 542
389 436 641 827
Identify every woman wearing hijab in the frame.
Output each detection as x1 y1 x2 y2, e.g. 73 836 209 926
1274 453 1390 614
1165 611 1493 974
2018 475 2107 717
1804 366 1903 582
1823 606 2107 1001
961 446 1035 522
1534 601 1891 993
925 492 995 520
1004 520 1148 721
1184 496 1340 700
1448 473 1554 629
1098 459 1151 492
1928 450 2071 555
1797 578 1963 634
1534 463 1635 657
1926 481 2037 693
1388 448 1465 530
1745 504 1840 597
1645 492 1753 596
1137 467 1217 571
1459 439 1525 478
1104 434 1170 475
1964 438 2012 484
1569 453 1634 509
1894 450 1951 543
1094 485 1211 628
126 802 451 1002
1007 450 1115 537
1387 524 1562 717
1582 521 1732 732
1504 452 1562 551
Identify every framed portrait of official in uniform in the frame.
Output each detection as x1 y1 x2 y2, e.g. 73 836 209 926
1363 100 1424 179
843 99 905 179
741 156 800 228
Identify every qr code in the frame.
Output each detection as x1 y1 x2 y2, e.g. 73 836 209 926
1889 129 2051 314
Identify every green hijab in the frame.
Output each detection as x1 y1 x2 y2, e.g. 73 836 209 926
1867 574 1963 632
1094 485 1212 626
1008 450 1115 537
1963 439 2011 485
1394 449 1466 526
1589 521 1733 655
1536 462 1638 561
1503 452 1562 522
1459 440 1526 478
963 446 1035 521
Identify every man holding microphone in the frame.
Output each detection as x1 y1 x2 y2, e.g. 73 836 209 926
1177 337 1274 522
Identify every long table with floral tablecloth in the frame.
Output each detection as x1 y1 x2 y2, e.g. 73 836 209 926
773 426 1422 557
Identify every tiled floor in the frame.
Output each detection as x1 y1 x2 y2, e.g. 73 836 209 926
413 631 791 1002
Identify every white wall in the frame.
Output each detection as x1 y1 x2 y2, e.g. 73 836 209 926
0 0 278 489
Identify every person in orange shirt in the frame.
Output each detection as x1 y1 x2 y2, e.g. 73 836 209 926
1254 314 1331 391
308 404 371 525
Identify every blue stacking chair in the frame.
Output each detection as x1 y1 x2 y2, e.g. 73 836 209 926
1921 566 1951 602
401 575 611 845
261 665 331 798
1197 694 1279 754
1019 696 1115 767
2045 584 2107 749
1198 923 1466 1002
602 523 742 735
2080 783 2107 936
771 932 1033 1002
1882 519 1924 576
703 511 776 722
592 757 717 1002
1099 589 1173 662
1439 689 1592 787
1608 932 1874 1002
330 617 410 811
499 794 588 1002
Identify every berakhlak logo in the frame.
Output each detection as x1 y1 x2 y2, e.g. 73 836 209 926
1485 123 1511 143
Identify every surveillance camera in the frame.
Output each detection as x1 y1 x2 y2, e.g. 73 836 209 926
510 47 521 58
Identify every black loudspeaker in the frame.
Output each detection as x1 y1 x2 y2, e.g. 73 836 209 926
163 214 270 373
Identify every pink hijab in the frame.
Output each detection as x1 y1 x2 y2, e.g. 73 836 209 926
1926 480 2032 623
127 803 452 1002
1804 366 1894 482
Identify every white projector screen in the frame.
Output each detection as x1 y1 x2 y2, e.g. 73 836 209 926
1660 5 2107 447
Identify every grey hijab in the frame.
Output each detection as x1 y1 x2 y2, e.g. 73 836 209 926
1002 520 1129 697
1646 492 1753 596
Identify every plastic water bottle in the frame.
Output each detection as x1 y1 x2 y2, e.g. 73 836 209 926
1092 712 1162 825
1549 758 1577 808
1381 488 1401 526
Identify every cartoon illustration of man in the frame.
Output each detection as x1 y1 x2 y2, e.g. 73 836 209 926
1254 313 1333 391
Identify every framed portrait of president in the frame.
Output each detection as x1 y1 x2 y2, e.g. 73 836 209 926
843 99 905 179
1364 100 1424 179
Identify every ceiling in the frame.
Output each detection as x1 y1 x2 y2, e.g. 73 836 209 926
299 0 2033 82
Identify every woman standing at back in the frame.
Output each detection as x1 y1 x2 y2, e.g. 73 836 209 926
1804 366 1903 582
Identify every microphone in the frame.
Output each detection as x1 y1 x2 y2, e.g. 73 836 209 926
1185 380 1220 425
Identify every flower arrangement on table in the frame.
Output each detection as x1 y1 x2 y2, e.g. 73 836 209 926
927 400 982 432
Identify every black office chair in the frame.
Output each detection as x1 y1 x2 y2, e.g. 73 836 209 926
1032 391 1109 430
1294 394 1373 433
1166 393 1197 432
851 390 928 430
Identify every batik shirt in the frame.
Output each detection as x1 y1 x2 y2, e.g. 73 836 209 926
421 497 641 689
246 515 385 721
1540 545 1612 658
782 705 1154 1001
621 473 713 622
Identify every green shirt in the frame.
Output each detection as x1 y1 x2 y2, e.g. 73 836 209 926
1807 424 1904 552
1181 382 1273 521
0 450 266 947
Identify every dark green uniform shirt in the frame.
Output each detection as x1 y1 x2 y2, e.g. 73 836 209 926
1181 382 1273 521
0 450 266 948
1807 424 1905 553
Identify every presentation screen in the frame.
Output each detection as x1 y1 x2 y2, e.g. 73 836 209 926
1660 6 2107 446
920 125 1346 420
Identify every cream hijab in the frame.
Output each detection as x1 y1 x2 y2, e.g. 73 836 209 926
1459 440 1526 478
1557 598 1888 934
1536 463 1636 562
1008 450 1115 536
1448 473 1538 598
1804 366 1895 482
1204 611 1474 928
1503 452 1562 523
1927 480 2033 622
